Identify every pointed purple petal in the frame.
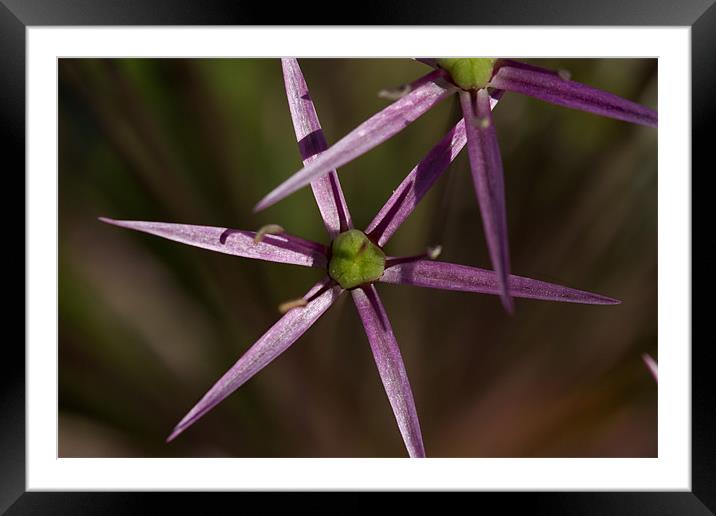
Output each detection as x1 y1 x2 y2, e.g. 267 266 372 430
494 59 563 78
99 217 327 268
167 278 343 442
366 94 502 248
460 89 513 314
380 259 620 305
414 57 439 69
366 119 466 247
351 285 425 458
255 69 456 212
642 353 658 382
282 58 352 237
490 64 657 128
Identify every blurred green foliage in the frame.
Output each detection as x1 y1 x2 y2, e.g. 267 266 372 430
59 58 657 457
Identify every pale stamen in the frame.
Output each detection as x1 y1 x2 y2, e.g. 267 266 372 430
278 297 308 314
426 245 442 260
378 84 412 100
254 224 285 244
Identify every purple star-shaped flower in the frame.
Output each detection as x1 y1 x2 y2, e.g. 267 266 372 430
254 58 657 314
101 59 619 457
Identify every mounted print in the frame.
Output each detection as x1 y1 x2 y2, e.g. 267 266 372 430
12 13 707 510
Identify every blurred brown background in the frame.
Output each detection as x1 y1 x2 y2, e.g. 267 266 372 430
58 58 657 457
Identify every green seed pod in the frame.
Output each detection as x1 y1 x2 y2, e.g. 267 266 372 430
437 58 497 90
328 229 386 289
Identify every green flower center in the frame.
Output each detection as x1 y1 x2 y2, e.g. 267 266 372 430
328 229 386 289
437 58 497 90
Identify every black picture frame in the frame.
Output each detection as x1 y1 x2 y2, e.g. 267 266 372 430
4 0 714 513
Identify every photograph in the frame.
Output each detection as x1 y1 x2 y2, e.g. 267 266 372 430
58 57 658 459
